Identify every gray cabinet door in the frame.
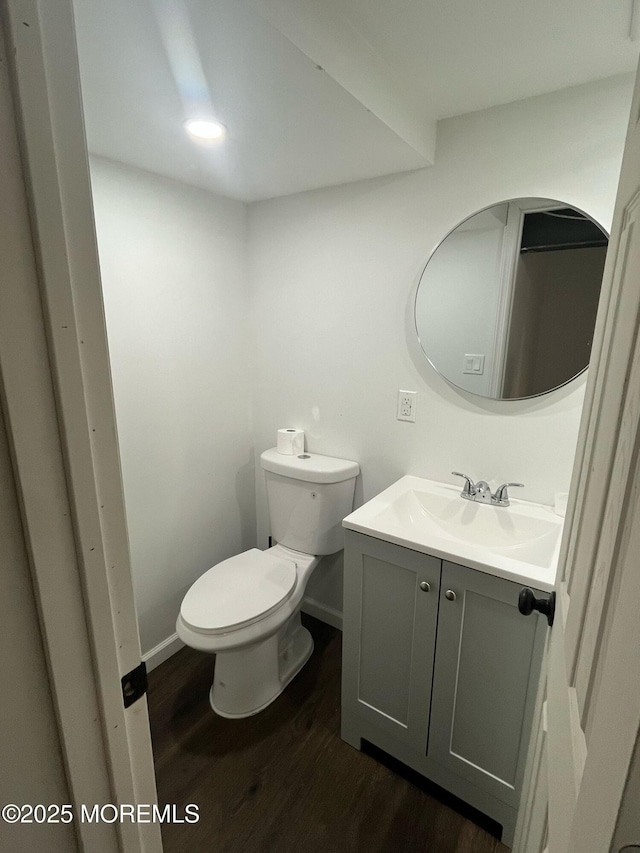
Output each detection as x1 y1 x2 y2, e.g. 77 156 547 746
342 531 441 749
428 561 547 807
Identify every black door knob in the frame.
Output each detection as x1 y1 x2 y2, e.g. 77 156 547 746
518 588 556 627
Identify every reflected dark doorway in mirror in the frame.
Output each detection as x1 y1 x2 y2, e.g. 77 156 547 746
502 236 606 398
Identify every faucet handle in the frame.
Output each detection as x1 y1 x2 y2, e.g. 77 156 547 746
493 482 524 505
452 472 475 496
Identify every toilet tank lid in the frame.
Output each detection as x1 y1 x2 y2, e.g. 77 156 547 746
260 448 359 484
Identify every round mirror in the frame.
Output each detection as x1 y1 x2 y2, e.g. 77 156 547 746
414 198 608 400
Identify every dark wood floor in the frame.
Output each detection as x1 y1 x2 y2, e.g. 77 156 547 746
148 615 509 853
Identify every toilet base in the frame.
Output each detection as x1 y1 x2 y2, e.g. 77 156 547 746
210 614 314 718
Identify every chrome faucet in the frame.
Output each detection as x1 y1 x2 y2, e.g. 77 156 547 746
452 472 524 507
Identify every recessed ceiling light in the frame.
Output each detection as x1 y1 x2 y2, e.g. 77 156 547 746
184 118 226 141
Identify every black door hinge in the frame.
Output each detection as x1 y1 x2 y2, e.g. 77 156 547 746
121 661 147 708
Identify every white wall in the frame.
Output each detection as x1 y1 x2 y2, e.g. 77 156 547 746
416 218 506 395
90 158 255 656
248 74 633 618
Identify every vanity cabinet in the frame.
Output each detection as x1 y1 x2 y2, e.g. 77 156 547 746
341 530 547 846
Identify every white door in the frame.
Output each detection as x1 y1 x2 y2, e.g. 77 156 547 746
1 3 161 851
515 58 640 853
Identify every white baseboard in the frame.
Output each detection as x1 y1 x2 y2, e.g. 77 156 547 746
302 596 343 631
143 632 185 673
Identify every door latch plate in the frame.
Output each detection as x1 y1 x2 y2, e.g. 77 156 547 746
121 661 148 708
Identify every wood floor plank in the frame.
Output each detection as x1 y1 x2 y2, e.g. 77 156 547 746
148 615 509 853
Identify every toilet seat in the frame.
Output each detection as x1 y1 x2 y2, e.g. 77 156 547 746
180 548 298 635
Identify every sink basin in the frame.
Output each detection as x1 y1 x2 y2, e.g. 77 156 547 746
343 476 563 590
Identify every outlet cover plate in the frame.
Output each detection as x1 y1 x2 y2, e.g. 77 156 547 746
397 390 416 422
463 353 485 375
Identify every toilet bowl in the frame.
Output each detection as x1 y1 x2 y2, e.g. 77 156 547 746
176 448 359 718
176 544 319 717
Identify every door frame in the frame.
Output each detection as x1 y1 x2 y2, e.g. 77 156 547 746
0 2 160 851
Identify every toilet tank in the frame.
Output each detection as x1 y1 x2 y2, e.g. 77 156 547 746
260 448 359 555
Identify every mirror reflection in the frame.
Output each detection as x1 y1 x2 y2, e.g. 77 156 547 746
415 198 608 400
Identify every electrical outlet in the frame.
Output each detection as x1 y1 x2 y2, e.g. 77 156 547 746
397 390 416 422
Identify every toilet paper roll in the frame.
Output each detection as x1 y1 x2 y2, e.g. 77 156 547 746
277 428 305 455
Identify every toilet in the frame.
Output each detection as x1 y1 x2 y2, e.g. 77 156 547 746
176 447 359 718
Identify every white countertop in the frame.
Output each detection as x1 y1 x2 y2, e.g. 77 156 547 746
343 475 563 592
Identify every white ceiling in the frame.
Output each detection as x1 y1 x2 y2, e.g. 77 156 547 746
72 0 639 202
339 0 640 118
